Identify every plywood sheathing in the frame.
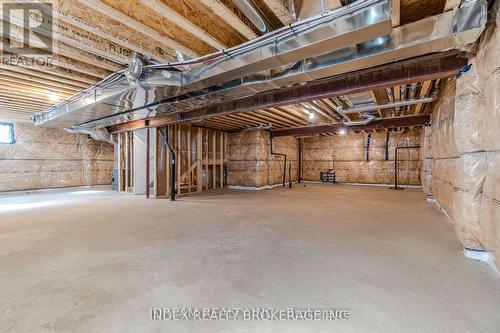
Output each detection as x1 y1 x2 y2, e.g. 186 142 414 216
97 0 216 56
159 0 247 48
57 0 177 61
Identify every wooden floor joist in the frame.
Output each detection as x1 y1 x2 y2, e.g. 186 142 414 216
82 0 200 58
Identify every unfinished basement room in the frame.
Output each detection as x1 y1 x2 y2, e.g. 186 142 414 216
1 0 500 331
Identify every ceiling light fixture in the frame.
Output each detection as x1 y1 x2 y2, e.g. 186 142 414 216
308 112 315 120
48 92 59 102
339 128 347 135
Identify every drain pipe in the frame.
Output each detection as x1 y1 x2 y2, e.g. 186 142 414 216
270 133 287 187
298 138 302 183
159 128 176 201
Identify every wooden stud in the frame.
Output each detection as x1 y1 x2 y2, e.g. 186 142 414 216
415 80 433 114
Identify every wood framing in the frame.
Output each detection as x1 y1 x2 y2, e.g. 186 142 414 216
271 115 431 137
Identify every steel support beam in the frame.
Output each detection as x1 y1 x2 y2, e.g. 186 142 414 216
109 52 465 133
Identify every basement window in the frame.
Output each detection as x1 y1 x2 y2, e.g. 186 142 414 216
0 122 15 144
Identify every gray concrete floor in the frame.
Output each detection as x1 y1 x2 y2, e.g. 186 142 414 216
1 184 499 333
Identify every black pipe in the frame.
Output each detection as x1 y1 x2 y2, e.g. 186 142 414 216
269 133 287 187
298 138 302 183
146 128 150 199
288 161 292 188
391 145 421 190
163 127 177 201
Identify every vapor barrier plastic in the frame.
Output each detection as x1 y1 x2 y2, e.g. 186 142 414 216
0 123 113 192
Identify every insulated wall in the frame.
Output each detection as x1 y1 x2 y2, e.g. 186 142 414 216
426 3 500 267
302 128 422 185
227 131 298 188
0 122 114 192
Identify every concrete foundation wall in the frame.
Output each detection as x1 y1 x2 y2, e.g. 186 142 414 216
0 122 114 192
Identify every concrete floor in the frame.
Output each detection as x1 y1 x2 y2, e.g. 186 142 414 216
1 184 499 333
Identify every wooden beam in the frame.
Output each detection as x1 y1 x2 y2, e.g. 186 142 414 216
199 0 258 40
263 0 294 25
0 59 100 84
0 68 85 90
271 115 430 137
140 0 226 50
0 75 78 94
415 80 433 114
81 0 199 57
0 64 92 87
392 0 400 27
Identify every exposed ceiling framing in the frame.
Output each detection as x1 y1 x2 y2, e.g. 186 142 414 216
109 52 466 135
0 0 466 125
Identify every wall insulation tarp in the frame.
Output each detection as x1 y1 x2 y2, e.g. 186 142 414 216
302 128 422 185
426 2 500 268
227 132 298 187
0 123 114 192
480 151 500 262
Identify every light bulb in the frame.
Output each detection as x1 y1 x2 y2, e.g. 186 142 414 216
48 92 59 102
308 112 315 120
339 128 347 135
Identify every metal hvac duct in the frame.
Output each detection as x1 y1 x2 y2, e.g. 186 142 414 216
33 0 487 134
